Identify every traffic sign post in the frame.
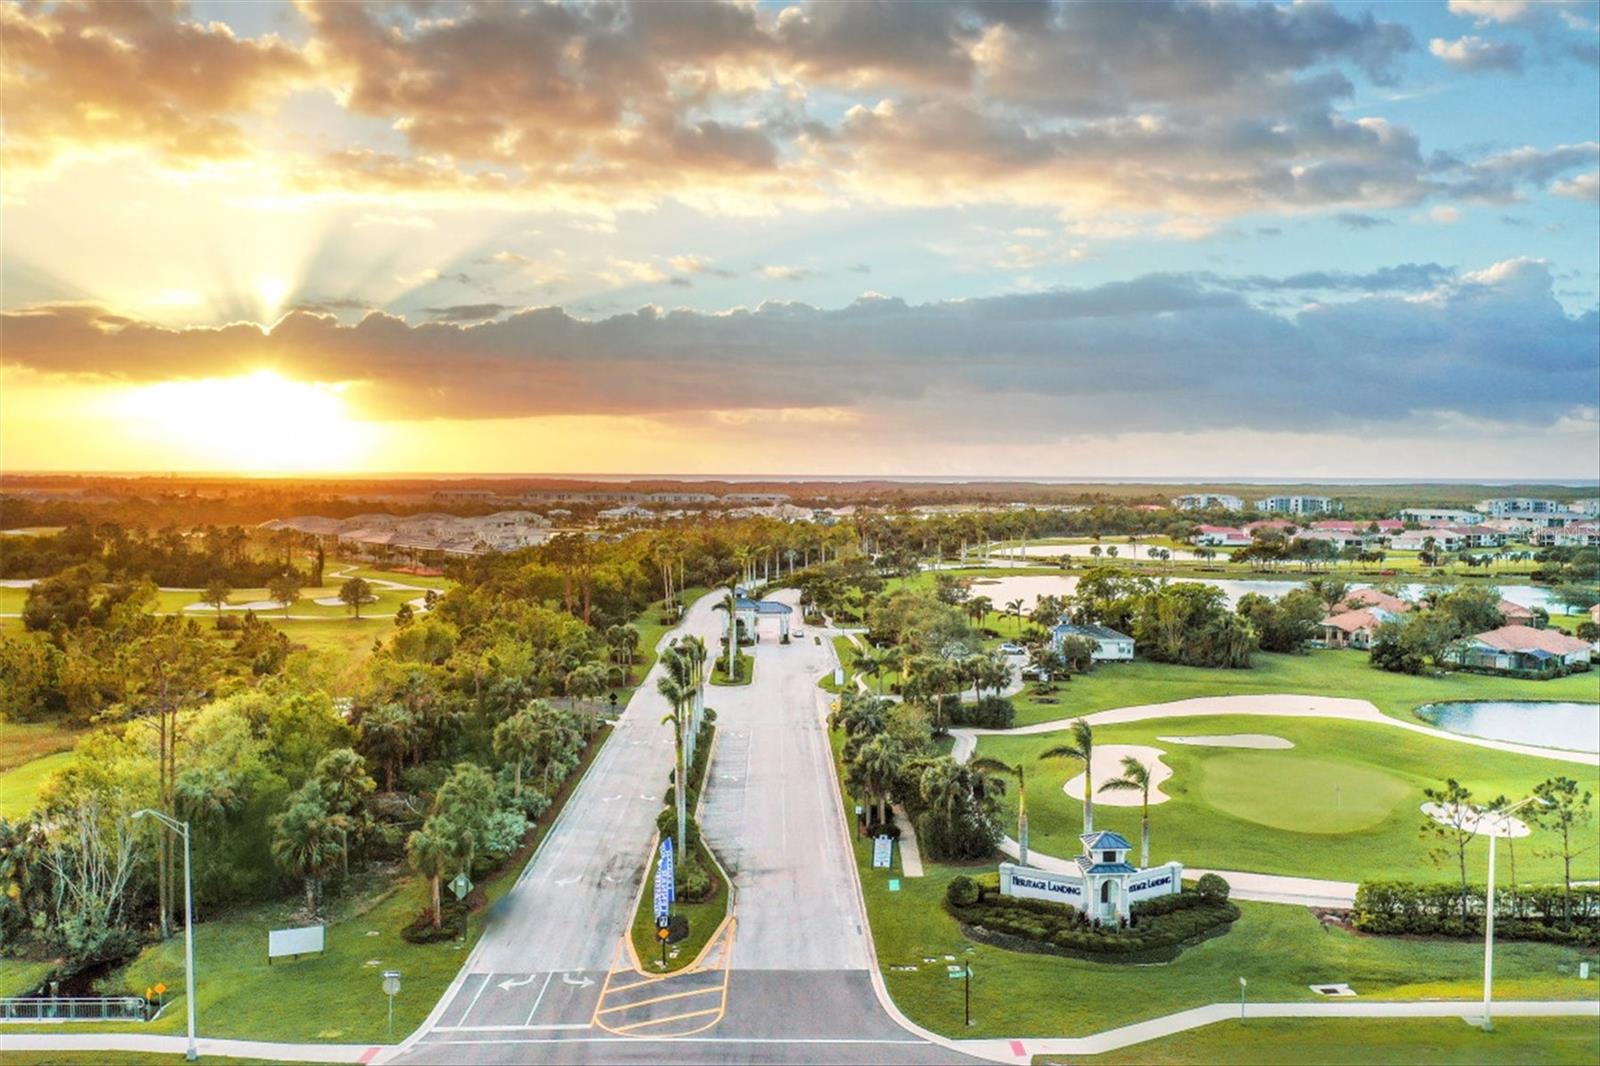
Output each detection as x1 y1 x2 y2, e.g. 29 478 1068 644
450 872 473 901
382 971 401 1037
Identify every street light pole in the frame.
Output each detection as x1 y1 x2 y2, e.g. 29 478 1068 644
135 809 197 1061
1481 795 1540 1033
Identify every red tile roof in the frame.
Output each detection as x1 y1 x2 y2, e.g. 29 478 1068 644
1343 588 1411 614
1321 608 1384 633
1470 625 1591 655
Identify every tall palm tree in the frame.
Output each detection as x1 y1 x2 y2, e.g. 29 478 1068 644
657 667 692 855
712 583 740 678
1041 718 1095 834
848 735 903 824
1099 756 1153 867
406 823 452 928
1005 598 1025 636
971 757 1030 865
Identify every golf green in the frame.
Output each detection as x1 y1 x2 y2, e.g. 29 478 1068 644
1198 752 1409 834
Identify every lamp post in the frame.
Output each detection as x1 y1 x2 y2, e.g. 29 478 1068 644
1238 976 1247 1023
1481 795 1542 1032
134 809 197 1061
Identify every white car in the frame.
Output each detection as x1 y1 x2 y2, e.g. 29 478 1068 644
998 642 1025 655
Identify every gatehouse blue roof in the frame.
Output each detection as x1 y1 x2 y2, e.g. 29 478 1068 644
734 596 793 614
1075 856 1138 875
1081 830 1133 851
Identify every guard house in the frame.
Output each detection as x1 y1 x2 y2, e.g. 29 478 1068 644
999 830 1182 923
734 594 793 642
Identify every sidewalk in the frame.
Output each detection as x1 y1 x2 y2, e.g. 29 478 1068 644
946 998 1600 1061
0 1033 380 1062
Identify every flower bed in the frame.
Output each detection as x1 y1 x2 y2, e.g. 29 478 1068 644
944 873 1239 964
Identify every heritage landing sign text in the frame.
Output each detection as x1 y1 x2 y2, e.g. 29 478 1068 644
1002 867 1083 903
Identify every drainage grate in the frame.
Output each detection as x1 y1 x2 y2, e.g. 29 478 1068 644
1310 983 1357 997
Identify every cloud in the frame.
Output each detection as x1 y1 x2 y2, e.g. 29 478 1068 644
1552 171 1600 202
669 255 736 278
422 303 515 322
0 1 309 172
5 261 1592 439
760 265 814 281
1430 36 1524 72
1335 212 1394 229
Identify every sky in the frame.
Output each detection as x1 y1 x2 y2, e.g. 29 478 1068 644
1 0 1598 479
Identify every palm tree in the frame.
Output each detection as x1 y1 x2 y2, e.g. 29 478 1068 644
1005 598 1025 636
271 795 344 915
853 644 891 695
967 595 994 628
848 735 903 826
1099 756 1154 867
712 583 740 679
493 705 544 799
971 757 1030 865
406 822 453 928
657 658 692 854
564 663 607 736
1041 718 1095 834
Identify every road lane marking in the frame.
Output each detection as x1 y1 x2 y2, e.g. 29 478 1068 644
521 971 555 1026
457 972 491 1026
596 984 723 1015
610 1006 721 1033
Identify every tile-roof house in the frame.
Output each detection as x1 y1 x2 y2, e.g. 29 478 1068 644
1497 599 1535 625
1319 607 1395 649
1446 625 1592 676
1342 588 1412 615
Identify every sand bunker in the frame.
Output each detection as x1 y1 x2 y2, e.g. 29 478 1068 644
182 600 284 613
1421 802 1530 839
1063 744 1173 807
1157 734 1295 750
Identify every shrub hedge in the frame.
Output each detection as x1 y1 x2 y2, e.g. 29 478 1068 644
1353 881 1600 945
948 695 1016 729
944 878 1238 963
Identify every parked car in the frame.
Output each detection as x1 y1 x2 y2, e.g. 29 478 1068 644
998 642 1025 655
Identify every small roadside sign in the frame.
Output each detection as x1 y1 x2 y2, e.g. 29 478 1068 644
888 878 900 892
449 872 473 901
872 835 893 869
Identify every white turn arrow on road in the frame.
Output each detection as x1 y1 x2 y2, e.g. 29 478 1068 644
561 974 596 988
498 974 538 992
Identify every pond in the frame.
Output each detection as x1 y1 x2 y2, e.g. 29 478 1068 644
959 572 1573 614
1415 701 1600 754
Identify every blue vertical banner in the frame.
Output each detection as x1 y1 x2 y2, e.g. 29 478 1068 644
653 836 676 922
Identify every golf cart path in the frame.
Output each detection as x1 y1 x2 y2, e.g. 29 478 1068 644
951 691 1595 908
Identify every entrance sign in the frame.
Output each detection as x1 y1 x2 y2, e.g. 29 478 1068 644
872 835 893 869
999 832 1183 923
653 837 675 921
268 924 325 963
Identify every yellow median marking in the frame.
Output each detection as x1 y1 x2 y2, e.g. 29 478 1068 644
611 1006 721 1033
597 983 723 1015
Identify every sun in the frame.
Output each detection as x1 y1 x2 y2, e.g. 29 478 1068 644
257 277 290 319
105 370 373 473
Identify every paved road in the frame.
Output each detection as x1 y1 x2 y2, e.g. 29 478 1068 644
392 590 974 1064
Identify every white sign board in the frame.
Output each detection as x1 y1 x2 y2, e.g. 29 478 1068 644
1125 863 1184 904
834 667 845 686
872 835 893 869
268 925 325 961
999 863 1084 905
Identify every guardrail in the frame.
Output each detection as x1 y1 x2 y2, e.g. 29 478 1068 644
1 995 151 1022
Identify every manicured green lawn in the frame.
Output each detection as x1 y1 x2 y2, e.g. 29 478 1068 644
0 750 75 819
1042 1016 1600 1064
0 1054 284 1065
828 729 1597 1041
975 713 1600 883
819 634 857 692
1007 650 1599 728
1198 752 1410 834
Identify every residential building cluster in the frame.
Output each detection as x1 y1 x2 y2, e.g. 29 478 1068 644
260 511 554 560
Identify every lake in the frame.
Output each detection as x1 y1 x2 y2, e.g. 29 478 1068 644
1416 701 1600 754
960 573 1574 613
